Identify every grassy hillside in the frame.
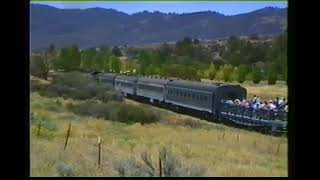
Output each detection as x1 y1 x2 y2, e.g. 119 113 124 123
30 91 287 176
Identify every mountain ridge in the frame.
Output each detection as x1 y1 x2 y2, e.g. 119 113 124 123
30 4 287 49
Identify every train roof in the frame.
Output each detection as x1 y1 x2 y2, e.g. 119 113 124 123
115 75 138 81
138 76 171 85
167 79 242 92
99 73 117 78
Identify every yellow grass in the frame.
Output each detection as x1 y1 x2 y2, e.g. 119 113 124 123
202 79 287 99
30 92 287 177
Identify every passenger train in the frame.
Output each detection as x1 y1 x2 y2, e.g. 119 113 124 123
91 72 287 134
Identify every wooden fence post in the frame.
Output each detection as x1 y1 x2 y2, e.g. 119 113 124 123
98 136 101 168
159 156 162 177
37 121 42 137
276 143 281 154
64 123 72 150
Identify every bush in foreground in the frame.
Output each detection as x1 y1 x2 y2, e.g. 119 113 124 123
56 161 75 177
113 147 206 177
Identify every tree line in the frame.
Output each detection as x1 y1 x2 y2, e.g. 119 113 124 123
31 33 287 85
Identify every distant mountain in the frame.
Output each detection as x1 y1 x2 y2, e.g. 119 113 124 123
30 4 287 49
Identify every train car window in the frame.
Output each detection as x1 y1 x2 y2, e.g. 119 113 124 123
204 96 207 101
192 94 195 99
176 91 179 97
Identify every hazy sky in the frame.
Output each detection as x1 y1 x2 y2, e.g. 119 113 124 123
32 1 288 15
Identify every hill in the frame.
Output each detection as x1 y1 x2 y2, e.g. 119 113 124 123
30 4 287 49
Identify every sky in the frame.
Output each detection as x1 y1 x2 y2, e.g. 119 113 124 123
31 1 288 15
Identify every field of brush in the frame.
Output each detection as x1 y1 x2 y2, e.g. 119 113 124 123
30 75 288 177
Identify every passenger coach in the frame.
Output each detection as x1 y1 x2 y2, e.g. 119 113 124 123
114 75 138 96
136 76 170 103
165 80 246 116
97 73 117 86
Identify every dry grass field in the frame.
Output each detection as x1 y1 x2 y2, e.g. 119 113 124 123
30 75 288 177
30 90 287 177
201 79 287 100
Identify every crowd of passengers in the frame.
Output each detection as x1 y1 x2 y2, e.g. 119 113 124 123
223 95 288 112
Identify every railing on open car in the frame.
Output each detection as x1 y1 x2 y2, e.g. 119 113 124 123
219 100 287 132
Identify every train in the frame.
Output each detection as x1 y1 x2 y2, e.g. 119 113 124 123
91 72 287 134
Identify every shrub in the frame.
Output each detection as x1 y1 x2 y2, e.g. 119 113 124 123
43 71 123 102
113 147 206 177
30 78 49 92
70 101 119 120
96 90 123 103
68 101 159 125
56 161 74 176
31 116 57 131
110 104 160 125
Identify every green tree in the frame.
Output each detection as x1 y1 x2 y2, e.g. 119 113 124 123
138 50 156 75
80 48 97 71
161 64 199 81
31 45 57 80
30 55 50 80
54 45 81 71
208 63 217 80
230 66 239 82
109 55 122 73
237 65 249 83
252 68 262 84
222 64 234 82
267 63 278 85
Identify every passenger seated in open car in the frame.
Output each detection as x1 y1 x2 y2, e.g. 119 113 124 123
234 99 241 105
268 100 276 110
240 100 250 108
225 100 234 105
